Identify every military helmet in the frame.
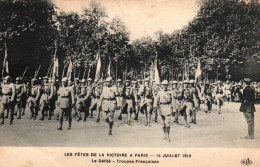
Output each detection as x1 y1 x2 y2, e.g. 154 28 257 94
4 76 11 80
43 76 48 80
106 77 113 82
16 77 21 81
125 79 130 83
183 80 189 84
117 79 122 82
81 79 86 83
244 78 251 84
87 78 92 81
137 79 142 82
161 80 169 85
172 80 177 84
75 78 79 81
62 77 68 82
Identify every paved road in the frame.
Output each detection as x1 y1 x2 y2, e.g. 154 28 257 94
0 102 259 147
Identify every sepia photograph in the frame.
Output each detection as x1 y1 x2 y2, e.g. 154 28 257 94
0 0 259 166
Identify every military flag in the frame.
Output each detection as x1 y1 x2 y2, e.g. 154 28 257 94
52 47 59 80
195 59 202 83
154 53 160 84
2 45 9 76
67 59 73 80
94 52 101 82
107 56 112 77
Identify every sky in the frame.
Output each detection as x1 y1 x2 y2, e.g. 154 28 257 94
54 0 199 41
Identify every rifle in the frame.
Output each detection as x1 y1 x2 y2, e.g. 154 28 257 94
21 66 28 80
34 65 41 79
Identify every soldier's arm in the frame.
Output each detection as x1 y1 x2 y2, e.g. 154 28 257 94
11 84 16 102
49 84 54 99
35 86 41 101
71 87 75 105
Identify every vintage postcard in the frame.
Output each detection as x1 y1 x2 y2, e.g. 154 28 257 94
0 0 259 166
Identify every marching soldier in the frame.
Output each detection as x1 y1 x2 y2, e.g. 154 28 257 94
223 80 232 102
39 76 54 121
153 80 173 142
202 81 213 113
57 77 75 130
76 79 87 122
14 77 25 119
171 81 181 124
240 78 256 139
116 79 124 120
180 80 195 128
72 78 80 117
189 80 200 124
100 77 119 135
132 81 140 120
89 81 103 123
0 76 16 125
152 80 160 122
27 78 41 120
49 78 57 119
138 78 154 127
122 80 135 125
214 81 225 114
86 78 94 118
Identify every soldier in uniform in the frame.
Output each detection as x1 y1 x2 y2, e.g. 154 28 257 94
153 80 173 142
57 77 75 130
223 80 232 102
0 76 16 125
100 77 119 135
132 81 140 120
14 77 25 119
39 76 54 121
122 80 135 125
202 81 213 113
171 81 181 124
72 78 80 117
214 81 225 114
240 78 256 139
89 81 103 123
27 78 41 120
180 80 195 128
49 78 57 119
86 78 94 118
76 79 87 122
138 78 154 127
20 79 28 116
152 79 160 122
189 80 200 124
116 79 124 120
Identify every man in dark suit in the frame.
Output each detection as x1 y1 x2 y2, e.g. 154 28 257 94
240 78 256 139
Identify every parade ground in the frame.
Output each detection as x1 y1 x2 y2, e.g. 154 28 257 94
0 102 259 148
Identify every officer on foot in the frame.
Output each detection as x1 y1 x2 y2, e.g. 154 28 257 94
39 76 54 121
138 78 153 127
27 78 41 120
0 76 16 125
100 77 119 135
154 80 173 142
57 77 75 130
14 77 24 119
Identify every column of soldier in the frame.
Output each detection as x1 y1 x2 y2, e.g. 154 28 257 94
0 75 259 142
